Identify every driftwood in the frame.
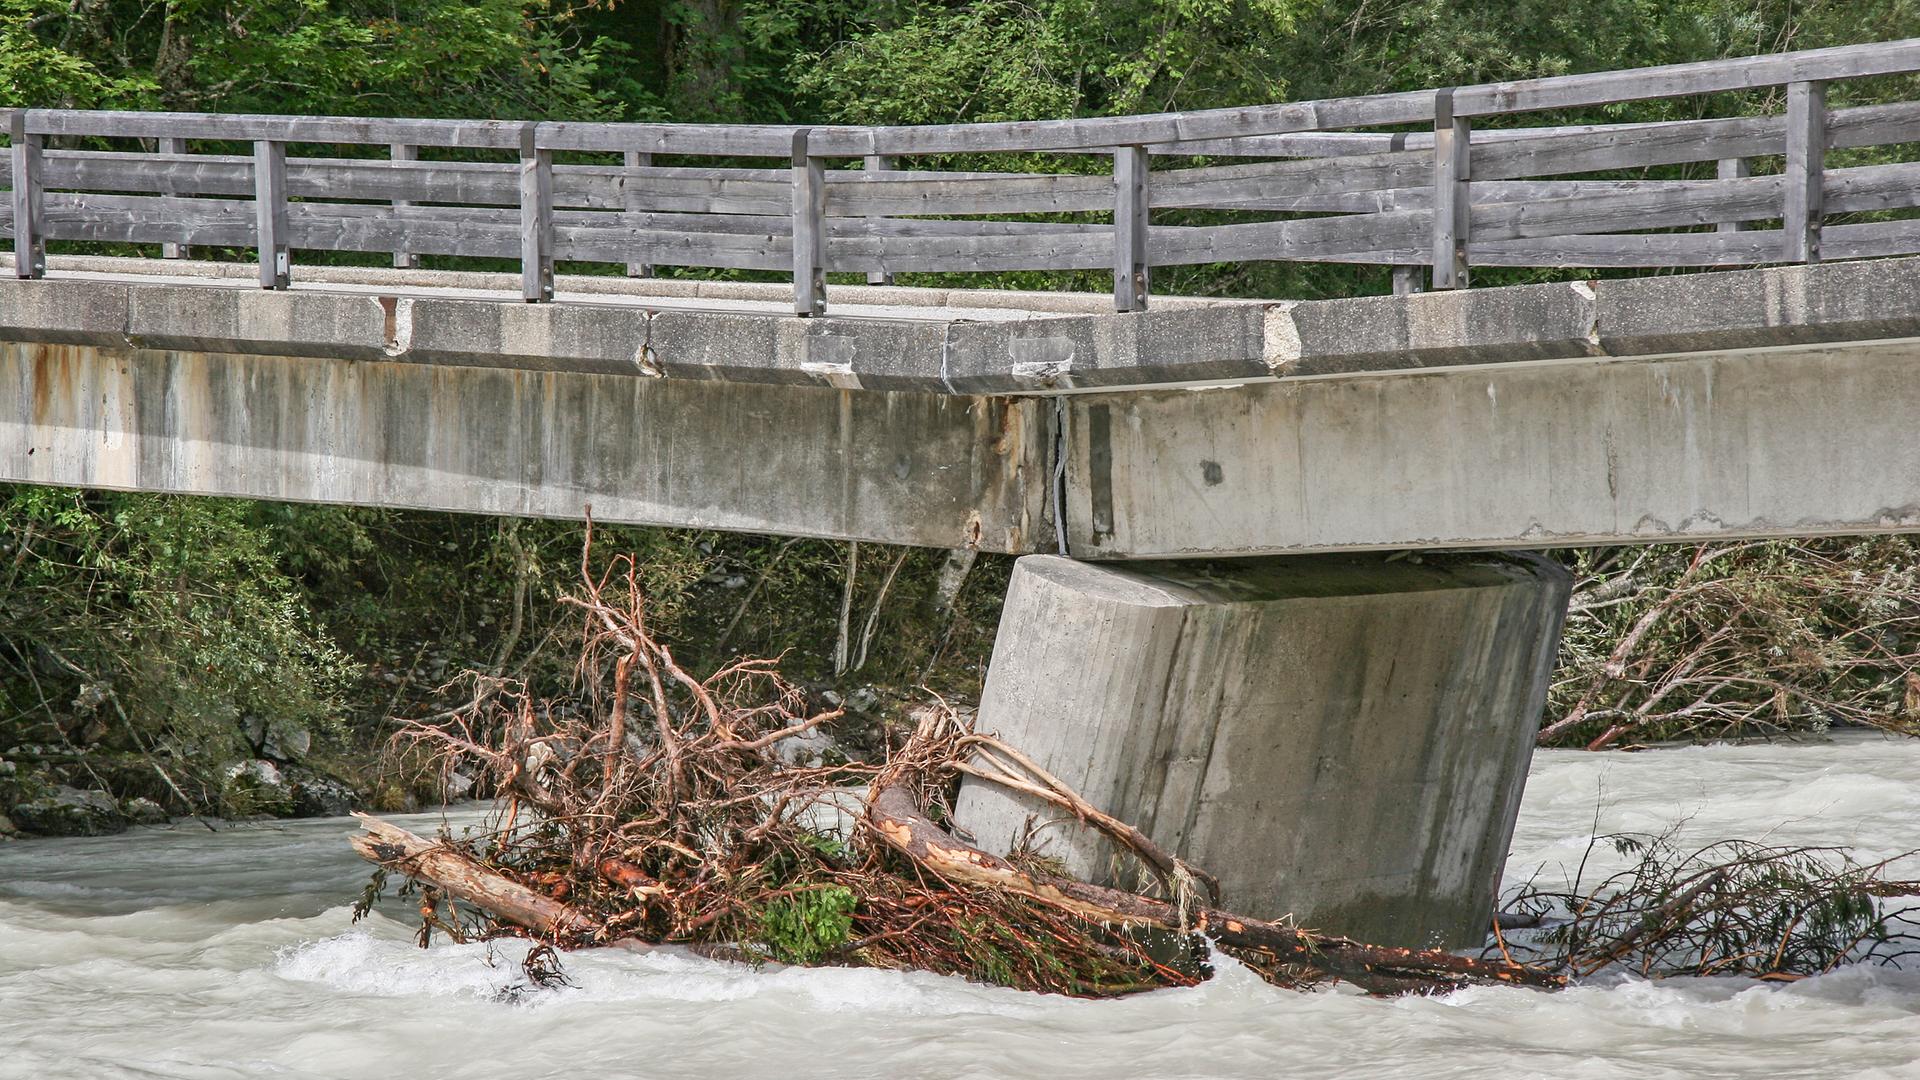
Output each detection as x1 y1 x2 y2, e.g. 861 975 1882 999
350 784 1561 993
864 782 1563 994
345 523 1563 997
350 813 595 938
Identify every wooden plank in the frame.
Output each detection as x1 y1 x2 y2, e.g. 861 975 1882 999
623 150 653 277
1822 217 1920 260
1468 174 1783 242
1469 102 1920 181
1717 158 1750 233
1160 99 1920 174
554 225 790 270
519 124 553 302
537 121 816 157
1161 175 1729 214
390 143 419 268
1294 230 1786 268
1113 146 1149 311
40 193 257 247
158 137 190 258
1451 37 1920 117
1784 80 1827 263
1469 231 1785 267
1431 91 1470 289
289 206 521 259
1149 121 1674 157
824 230 1111 274
24 109 527 148
1472 114 1778 180
1150 209 1430 267
253 140 288 289
792 130 825 316
1147 149 1430 209
817 90 1439 155
10 112 44 279
862 154 892 285
1824 160 1920 214
1392 266 1424 294
827 170 1114 216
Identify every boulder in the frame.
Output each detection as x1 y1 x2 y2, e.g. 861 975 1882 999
11 785 126 837
0 813 19 839
285 767 357 818
223 759 294 816
261 723 313 763
122 797 170 825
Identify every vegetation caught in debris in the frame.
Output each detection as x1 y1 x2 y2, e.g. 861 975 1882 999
1543 538 1920 748
349 528 1561 998
1494 832 1920 980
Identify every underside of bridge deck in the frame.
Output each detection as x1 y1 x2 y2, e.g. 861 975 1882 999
7 254 1920 558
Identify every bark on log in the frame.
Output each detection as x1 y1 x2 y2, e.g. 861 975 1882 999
865 783 1564 993
350 813 596 938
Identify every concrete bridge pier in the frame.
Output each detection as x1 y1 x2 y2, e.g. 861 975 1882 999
952 552 1572 949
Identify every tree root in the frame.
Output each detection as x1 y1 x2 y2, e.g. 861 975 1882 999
345 522 1564 998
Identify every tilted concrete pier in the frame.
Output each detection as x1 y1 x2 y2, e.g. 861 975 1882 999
953 554 1571 948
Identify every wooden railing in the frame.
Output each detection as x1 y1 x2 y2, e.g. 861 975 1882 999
7 38 1920 315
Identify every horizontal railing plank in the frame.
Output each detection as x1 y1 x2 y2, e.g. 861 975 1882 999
20 110 529 148
1452 37 1920 116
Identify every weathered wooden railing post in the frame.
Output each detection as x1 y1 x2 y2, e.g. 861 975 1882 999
1717 158 1751 233
1113 145 1150 312
623 150 653 278
519 123 554 303
1784 80 1828 264
1431 88 1470 289
1392 266 1425 294
390 143 419 269
792 128 826 317
159 136 191 260
253 139 290 289
864 153 894 287
9 111 45 280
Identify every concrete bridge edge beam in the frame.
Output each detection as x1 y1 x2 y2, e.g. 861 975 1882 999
953 551 1572 949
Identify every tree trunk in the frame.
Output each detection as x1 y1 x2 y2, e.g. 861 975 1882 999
350 814 594 938
865 783 1563 994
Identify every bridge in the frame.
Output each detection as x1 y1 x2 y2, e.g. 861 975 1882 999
7 38 1920 950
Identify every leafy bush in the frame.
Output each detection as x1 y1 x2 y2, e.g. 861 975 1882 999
756 885 860 965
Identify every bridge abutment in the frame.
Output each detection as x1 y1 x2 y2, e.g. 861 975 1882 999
953 552 1571 948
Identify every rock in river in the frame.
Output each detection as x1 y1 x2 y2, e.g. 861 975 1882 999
11 786 126 837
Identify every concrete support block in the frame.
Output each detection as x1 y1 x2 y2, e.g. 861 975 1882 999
943 305 1273 393
1273 280 1604 376
125 285 391 360
0 278 131 347
953 552 1571 948
1593 257 1920 356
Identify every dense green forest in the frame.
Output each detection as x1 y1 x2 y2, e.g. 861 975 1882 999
5 0 1920 833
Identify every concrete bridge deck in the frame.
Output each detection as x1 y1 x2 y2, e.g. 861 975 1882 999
6 252 1920 558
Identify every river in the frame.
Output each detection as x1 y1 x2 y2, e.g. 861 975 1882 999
4 733 1919 1079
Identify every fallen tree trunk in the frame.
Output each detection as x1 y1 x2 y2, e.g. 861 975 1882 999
865 783 1565 994
350 813 596 938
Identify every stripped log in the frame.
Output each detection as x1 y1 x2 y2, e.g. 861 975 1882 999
350 813 596 938
864 782 1565 994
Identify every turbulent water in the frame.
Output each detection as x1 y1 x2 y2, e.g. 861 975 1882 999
5 734 1920 1079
